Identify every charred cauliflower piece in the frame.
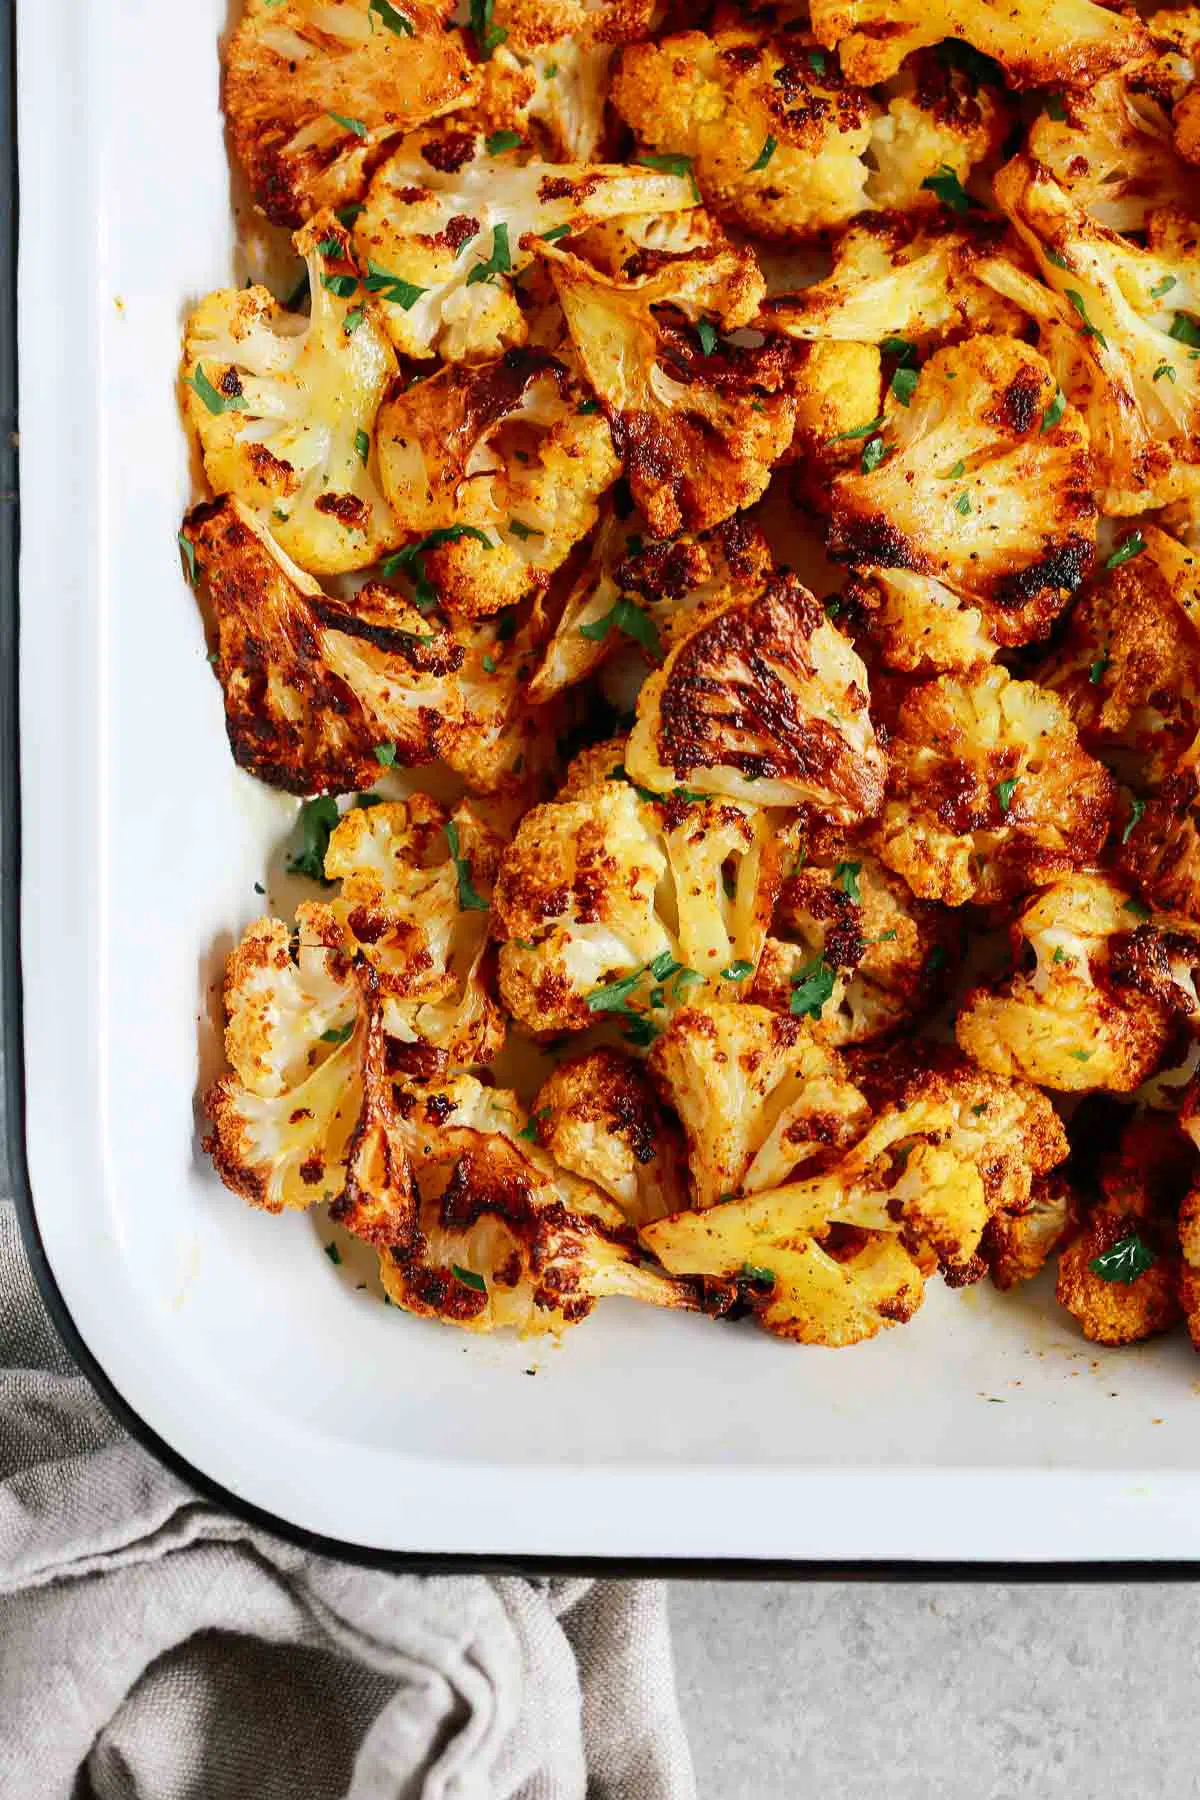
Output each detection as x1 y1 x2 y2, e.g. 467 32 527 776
529 1046 689 1225
809 0 1148 90
479 0 657 163
322 796 506 1069
751 840 963 1044
378 1073 701 1331
1115 763 1200 922
828 336 1097 630
205 909 415 1245
1057 1110 1190 1344
866 48 1012 215
354 130 696 362
543 239 794 537
956 874 1176 1092
1027 74 1196 234
183 497 543 796
626 571 886 821
647 1001 871 1209
183 216 398 575
875 666 1114 906
983 1172 1077 1291
992 157 1200 514
761 214 1027 348
375 346 619 619
223 0 478 227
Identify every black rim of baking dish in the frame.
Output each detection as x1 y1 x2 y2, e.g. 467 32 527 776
2 12 1198 1584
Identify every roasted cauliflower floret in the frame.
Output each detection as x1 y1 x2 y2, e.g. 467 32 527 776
1027 74 1195 234
760 214 1028 347
784 341 883 504
626 571 886 820
991 157 1200 514
492 781 784 1034
982 1172 1077 1291
205 909 416 1245
1115 761 1200 920
183 216 398 575
378 1072 701 1331
751 840 963 1044
866 47 1012 215
353 130 696 362
182 497 544 796
478 0 657 162
875 666 1114 906
375 346 619 618
544 239 793 537
809 0 1148 89
647 1002 871 1209
529 1046 689 1225
222 0 478 227
956 874 1176 1092
828 336 1097 629
1057 1109 1190 1344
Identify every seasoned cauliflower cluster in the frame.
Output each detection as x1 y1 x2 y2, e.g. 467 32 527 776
191 0 1200 1359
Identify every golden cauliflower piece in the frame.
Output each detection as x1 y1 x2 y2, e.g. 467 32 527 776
479 0 657 163
626 571 886 821
866 47 1012 215
378 1072 702 1332
492 779 785 1034
956 874 1176 1092
529 1046 689 1225
875 666 1114 906
784 342 883 502
751 838 963 1044
644 1095 991 1345
205 908 415 1245
761 214 1028 348
1027 74 1195 234
991 157 1200 515
375 346 619 619
543 239 793 537
828 336 1097 629
353 129 696 362
982 1172 1077 1291
648 1001 870 1210
182 216 398 575
223 0 477 227
809 0 1148 89
182 497 544 796
1057 1110 1189 1344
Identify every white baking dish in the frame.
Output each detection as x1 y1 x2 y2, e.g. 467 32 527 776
13 0 1200 1568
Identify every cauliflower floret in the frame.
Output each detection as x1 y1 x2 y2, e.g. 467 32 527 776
865 47 1012 214
1057 1109 1189 1344
353 129 696 361
1143 8 1200 105
322 796 506 1068
647 1002 871 1209
784 341 882 503
1037 525 1200 790
845 569 1000 674
182 497 546 796
809 0 1148 89
528 1046 689 1225
1027 74 1194 234
644 1096 993 1345
1115 759 1200 919
222 0 478 227
542 239 793 537
626 571 886 820
377 1072 703 1331
375 346 619 618
183 216 398 575
492 780 785 1034
956 874 1176 1091
205 908 416 1244
751 840 963 1044
990 157 1200 514
477 0 657 162
828 336 1097 633
760 214 1028 347
982 1172 1077 1291
875 666 1115 905
611 30 878 240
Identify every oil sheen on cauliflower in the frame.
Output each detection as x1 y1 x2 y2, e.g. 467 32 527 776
1027 73 1196 233
529 1046 689 1226
478 0 657 162
956 874 1176 1092
626 571 886 820
183 215 398 575
182 497 544 797
353 128 696 362
223 0 478 227
375 346 619 618
875 666 1114 905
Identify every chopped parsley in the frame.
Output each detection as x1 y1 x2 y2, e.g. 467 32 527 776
955 491 972 516
635 152 700 202
482 654 497 673
381 525 493 608
1065 289 1108 348
1122 797 1146 845
741 1262 775 1286
1150 274 1177 300
485 129 523 154
368 0 414 32
364 260 427 309
696 319 720 355
1123 895 1151 921
1045 249 1070 270
324 1242 343 1265
860 434 889 474
451 1263 488 1293
343 305 366 336
321 271 359 299
445 820 490 912
1041 388 1066 433
327 111 368 138
1170 312 1200 348
374 741 397 766
748 136 777 172
187 363 247 416
807 47 827 74
1105 530 1145 569
994 777 1017 814
789 957 836 1020
1088 651 1109 685
833 860 861 902
1154 362 1177 383
721 960 754 980
288 795 340 883
540 224 571 243
1088 1231 1156 1284
881 335 917 362
336 204 365 227
469 0 507 58
579 596 662 660
942 459 967 479
465 224 512 287
921 165 972 213
315 236 343 258
827 413 884 444
177 531 199 585
518 1108 550 1142
320 1022 354 1045
354 428 370 467
508 517 542 540
891 365 919 406
577 398 600 415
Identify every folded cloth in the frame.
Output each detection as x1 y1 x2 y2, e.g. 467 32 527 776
0 1201 696 1800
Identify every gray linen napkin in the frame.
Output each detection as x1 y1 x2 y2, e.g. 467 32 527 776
0 1201 696 1800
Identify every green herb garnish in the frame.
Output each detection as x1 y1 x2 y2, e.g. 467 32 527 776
354 428 370 467
1105 530 1145 569
789 957 836 1019
445 819 490 912
579 597 662 659
1169 313 1200 348
469 0 507 57
635 152 700 201
320 1022 355 1045
748 136 777 172
1122 797 1145 845
1041 388 1066 433
452 1263 488 1292
178 531 199 585
921 165 972 213
994 778 1017 814
827 414 884 444
1088 1231 1156 1284
363 260 427 308
465 224 512 287
861 435 889 474
288 795 340 883
891 365 919 406
721 960 754 980
833 860 861 902
187 363 247 416
486 129 523 153
328 111 368 138
1065 289 1108 348
324 1242 343 1264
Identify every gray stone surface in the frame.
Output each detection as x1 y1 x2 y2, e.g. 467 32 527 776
669 1581 1200 1797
